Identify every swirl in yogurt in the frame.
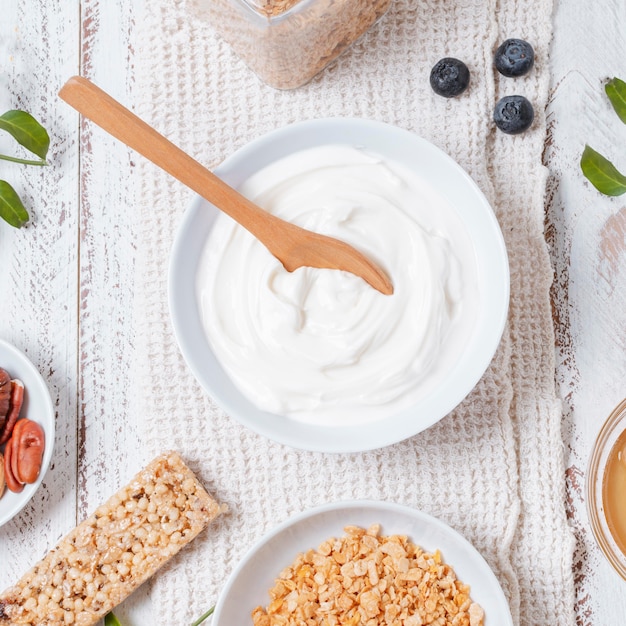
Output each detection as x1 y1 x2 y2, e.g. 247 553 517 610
197 145 479 425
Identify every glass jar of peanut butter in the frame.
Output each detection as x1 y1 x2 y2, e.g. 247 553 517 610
189 0 392 89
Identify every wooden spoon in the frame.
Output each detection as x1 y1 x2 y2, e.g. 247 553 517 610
59 76 393 295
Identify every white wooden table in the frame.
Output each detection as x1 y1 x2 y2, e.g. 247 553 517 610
0 1 625 625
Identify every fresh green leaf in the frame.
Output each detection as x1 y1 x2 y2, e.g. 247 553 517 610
104 612 123 626
580 145 626 196
0 180 29 227
0 110 50 160
605 77 626 125
190 605 215 626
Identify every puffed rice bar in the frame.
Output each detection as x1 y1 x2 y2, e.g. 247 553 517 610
0 451 225 625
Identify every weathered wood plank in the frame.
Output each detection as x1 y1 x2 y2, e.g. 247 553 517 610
78 0 152 622
547 0 626 623
0 0 80 585
78 0 138 521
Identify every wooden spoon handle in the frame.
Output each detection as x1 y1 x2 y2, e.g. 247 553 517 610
58 75 276 239
59 76 393 295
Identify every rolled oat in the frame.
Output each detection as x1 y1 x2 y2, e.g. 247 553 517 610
190 0 392 89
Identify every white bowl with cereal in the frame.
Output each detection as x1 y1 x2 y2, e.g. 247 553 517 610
0 338 54 527
212 500 513 626
169 118 509 452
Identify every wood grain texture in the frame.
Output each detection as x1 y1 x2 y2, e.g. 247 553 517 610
0 0 80 585
0 1 151 624
0 0 624 624
78 1 152 623
547 0 626 623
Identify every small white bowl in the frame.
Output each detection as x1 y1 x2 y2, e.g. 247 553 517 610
169 118 509 452
0 338 55 527
212 500 513 626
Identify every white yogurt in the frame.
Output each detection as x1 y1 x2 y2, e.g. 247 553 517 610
196 145 479 426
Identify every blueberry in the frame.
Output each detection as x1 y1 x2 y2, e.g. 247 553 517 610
430 58 470 98
494 38 534 77
493 95 534 134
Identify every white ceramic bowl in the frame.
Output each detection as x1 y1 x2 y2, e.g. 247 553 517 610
0 338 55 527
169 118 509 452
212 500 513 626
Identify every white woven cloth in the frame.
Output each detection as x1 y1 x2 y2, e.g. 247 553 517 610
132 0 576 624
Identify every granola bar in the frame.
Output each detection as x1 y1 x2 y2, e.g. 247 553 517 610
0 451 225 625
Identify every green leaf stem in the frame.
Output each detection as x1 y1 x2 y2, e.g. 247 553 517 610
102 604 215 626
0 108 51 227
0 153 48 166
190 605 215 626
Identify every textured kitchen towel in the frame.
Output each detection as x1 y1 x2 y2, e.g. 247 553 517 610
131 0 576 624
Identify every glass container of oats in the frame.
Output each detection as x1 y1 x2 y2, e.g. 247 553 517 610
189 0 392 89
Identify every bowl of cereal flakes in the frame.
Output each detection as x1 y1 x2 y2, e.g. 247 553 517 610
212 500 513 626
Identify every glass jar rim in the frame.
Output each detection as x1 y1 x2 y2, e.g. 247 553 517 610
586 397 626 580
